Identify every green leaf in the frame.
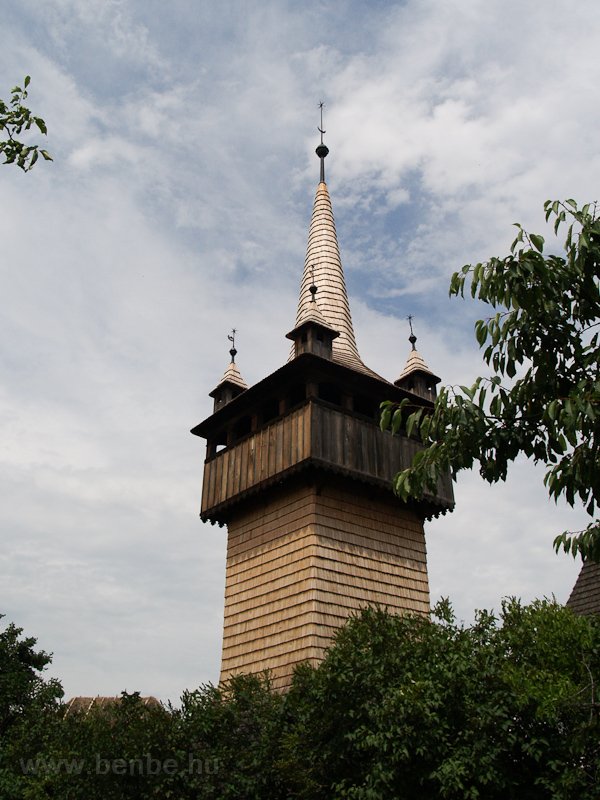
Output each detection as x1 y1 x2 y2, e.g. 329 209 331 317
380 406 392 432
406 411 421 439
530 233 544 253
475 320 487 347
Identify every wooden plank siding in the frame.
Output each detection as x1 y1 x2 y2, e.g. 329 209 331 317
202 401 453 520
220 482 429 691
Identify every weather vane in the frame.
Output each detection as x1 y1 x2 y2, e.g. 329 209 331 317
407 315 417 350
318 101 325 145
228 328 237 362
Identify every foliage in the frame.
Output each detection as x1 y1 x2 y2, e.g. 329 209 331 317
0 615 64 799
2 604 599 798
382 199 600 561
171 674 287 799
0 614 63 736
284 600 600 799
0 674 287 800
1 690 174 800
0 76 52 171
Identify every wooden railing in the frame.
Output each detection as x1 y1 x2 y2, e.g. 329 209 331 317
201 401 453 518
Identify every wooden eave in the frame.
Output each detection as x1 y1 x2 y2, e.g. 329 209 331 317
202 458 453 527
285 316 340 341
191 351 429 440
208 378 247 399
394 367 442 387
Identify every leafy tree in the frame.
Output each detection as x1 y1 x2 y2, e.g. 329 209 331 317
2 677 287 800
40 692 174 800
0 615 63 799
0 614 62 736
382 199 600 561
0 76 52 171
1 690 175 800
171 674 287 799
283 601 600 799
2 606 599 798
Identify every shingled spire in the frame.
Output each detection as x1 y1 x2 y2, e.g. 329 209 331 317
209 329 248 412
395 317 440 400
290 108 372 376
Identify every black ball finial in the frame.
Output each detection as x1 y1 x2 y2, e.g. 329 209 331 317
315 143 329 159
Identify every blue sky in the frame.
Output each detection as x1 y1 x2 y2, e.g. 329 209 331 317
1 0 597 701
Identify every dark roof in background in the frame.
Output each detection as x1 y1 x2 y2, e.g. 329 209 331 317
64 696 161 717
566 560 600 616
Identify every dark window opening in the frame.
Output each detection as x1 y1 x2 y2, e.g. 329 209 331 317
233 415 252 441
261 397 280 425
316 330 324 342
301 331 308 343
288 383 306 409
354 394 376 420
318 383 342 406
211 430 228 456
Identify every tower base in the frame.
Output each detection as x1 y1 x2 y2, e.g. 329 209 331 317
220 475 429 690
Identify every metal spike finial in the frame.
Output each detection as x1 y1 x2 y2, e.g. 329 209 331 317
227 328 237 362
407 315 417 350
318 101 325 144
309 266 317 302
315 100 329 183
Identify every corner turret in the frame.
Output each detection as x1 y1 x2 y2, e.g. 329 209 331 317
209 330 248 412
394 318 440 400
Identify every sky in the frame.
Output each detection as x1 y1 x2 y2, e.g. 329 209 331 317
1 0 597 703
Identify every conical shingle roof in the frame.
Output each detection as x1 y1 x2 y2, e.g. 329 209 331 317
396 347 437 383
291 181 375 376
567 560 600 616
215 360 248 392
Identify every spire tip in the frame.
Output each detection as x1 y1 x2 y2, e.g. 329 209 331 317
227 328 237 362
407 315 417 351
315 101 329 182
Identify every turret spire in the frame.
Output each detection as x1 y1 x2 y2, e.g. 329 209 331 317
289 110 378 377
218 328 246 389
395 316 440 399
209 329 248 411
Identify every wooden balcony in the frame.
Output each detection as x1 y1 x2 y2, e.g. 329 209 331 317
201 400 454 523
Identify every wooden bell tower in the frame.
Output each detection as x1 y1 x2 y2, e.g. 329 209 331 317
191 131 454 690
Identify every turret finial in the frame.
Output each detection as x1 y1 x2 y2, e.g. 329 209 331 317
407 315 417 351
315 101 329 183
309 266 318 302
227 328 237 362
